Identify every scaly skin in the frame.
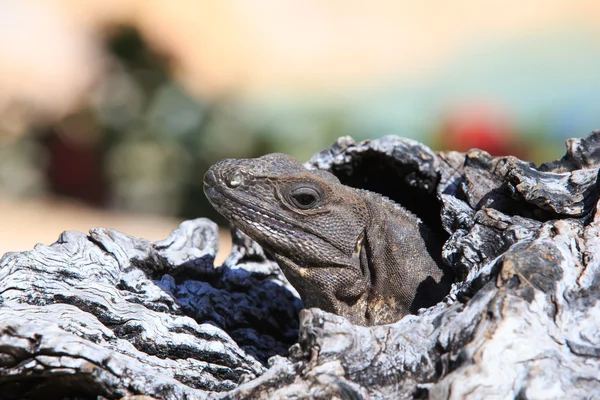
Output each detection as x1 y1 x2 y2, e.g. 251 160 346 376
204 153 451 326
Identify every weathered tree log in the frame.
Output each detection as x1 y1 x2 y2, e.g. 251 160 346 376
2 132 600 399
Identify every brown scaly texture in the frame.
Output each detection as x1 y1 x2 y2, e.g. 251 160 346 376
204 153 452 325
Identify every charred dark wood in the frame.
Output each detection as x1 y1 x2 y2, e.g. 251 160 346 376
2 132 600 399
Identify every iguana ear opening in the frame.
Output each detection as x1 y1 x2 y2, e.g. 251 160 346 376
354 230 372 287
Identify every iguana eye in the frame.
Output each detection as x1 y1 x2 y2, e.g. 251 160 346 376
289 187 321 209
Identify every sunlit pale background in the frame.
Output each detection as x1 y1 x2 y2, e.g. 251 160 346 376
1 0 600 262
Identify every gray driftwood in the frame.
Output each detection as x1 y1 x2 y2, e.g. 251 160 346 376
2 132 600 399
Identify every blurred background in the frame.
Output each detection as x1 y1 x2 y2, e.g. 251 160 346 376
1 0 600 261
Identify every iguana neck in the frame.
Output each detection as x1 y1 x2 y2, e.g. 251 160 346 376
355 190 442 322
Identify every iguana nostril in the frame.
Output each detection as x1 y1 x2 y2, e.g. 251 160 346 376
203 170 217 188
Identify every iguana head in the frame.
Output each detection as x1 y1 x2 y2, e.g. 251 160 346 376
204 153 372 318
204 153 368 264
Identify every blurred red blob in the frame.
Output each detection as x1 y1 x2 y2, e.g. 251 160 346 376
439 103 527 158
45 120 106 206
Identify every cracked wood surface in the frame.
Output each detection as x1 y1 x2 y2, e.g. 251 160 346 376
2 132 600 399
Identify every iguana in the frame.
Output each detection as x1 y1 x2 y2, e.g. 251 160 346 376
204 153 451 326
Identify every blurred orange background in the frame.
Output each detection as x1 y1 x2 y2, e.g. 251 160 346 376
1 0 600 259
